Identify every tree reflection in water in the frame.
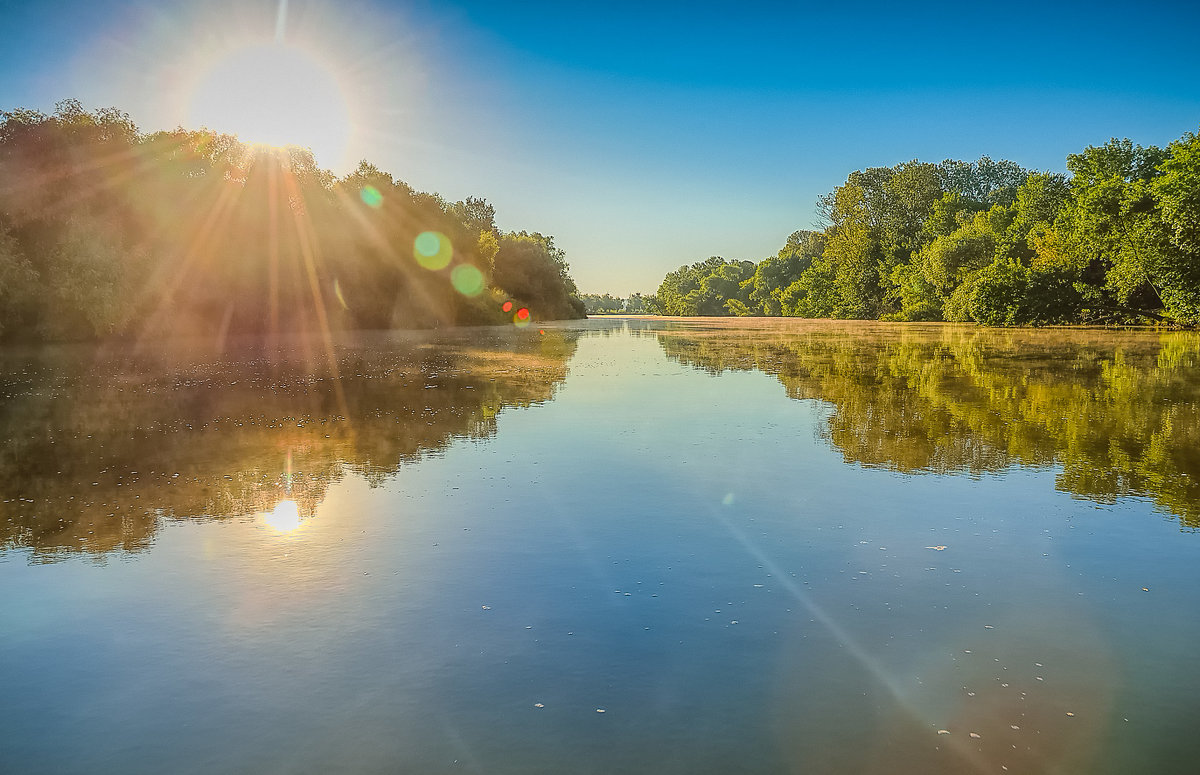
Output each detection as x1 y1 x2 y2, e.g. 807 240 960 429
658 319 1200 528
0 328 577 559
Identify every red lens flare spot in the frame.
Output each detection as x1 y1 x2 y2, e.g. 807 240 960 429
502 301 513 313
517 308 529 320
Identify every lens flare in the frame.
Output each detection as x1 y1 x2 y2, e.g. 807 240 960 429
360 185 382 208
414 231 452 270
514 307 531 327
450 264 485 296
502 301 513 313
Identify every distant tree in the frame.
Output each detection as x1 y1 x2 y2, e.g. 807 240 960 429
624 292 653 313
579 293 625 314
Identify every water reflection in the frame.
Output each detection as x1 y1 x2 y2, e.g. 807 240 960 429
263 500 302 533
0 329 577 559
657 320 1200 527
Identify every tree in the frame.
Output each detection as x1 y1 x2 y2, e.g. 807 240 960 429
1056 138 1188 322
624 292 653 313
0 101 587 340
655 257 750 316
579 293 625 314
746 230 824 315
493 232 586 320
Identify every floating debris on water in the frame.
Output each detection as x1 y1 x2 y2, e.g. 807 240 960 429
937 729 950 735
969 732 981 739
926 545 947 551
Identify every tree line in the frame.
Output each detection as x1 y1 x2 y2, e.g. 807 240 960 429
577 292 654 314
0 100 586 342
655 127 1200 326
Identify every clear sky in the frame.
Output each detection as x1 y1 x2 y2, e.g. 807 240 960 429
2 0 1199 294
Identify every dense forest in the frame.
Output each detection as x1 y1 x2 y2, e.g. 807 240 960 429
0 100 586 342
656 127 1200 326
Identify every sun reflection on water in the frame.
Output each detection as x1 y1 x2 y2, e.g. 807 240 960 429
263 499 301 532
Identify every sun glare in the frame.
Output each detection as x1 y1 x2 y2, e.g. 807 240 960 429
188 43 351 167
264 499 302 532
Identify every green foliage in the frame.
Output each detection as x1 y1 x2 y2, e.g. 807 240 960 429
652 128 1200 327
576 292 657 315
493 232 586 321
624 293 655 314
938 156 1030 208
0 102 585 341
782 255 839 317
1052 137 1200 323
579 293 625 314
39 217 147 339
967 260 1030 326
656 257 753 316
953 259 1082 326
745 231 821 315
0 223 37 336
886 262 942 321
918 208 1003 293
1155 131 1200 255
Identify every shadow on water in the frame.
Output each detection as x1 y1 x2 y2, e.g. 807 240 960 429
0 327 579 560
655 319 1200 528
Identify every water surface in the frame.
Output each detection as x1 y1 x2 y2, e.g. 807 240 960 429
2 319 1198 773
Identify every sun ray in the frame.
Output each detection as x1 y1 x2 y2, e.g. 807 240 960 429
280 164 352 427
329 184 458 325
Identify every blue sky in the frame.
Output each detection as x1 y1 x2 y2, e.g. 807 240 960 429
2 0 1199 293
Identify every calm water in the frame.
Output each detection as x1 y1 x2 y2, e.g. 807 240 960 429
2 319 1199 774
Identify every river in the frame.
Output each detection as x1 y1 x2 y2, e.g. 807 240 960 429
2 318 1198 773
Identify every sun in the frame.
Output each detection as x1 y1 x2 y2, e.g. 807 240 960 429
187 42 351 167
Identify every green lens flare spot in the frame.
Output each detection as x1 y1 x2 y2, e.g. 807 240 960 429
451 264 485 297
414 231 452 270
360 185 382 208
513 307 531 327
